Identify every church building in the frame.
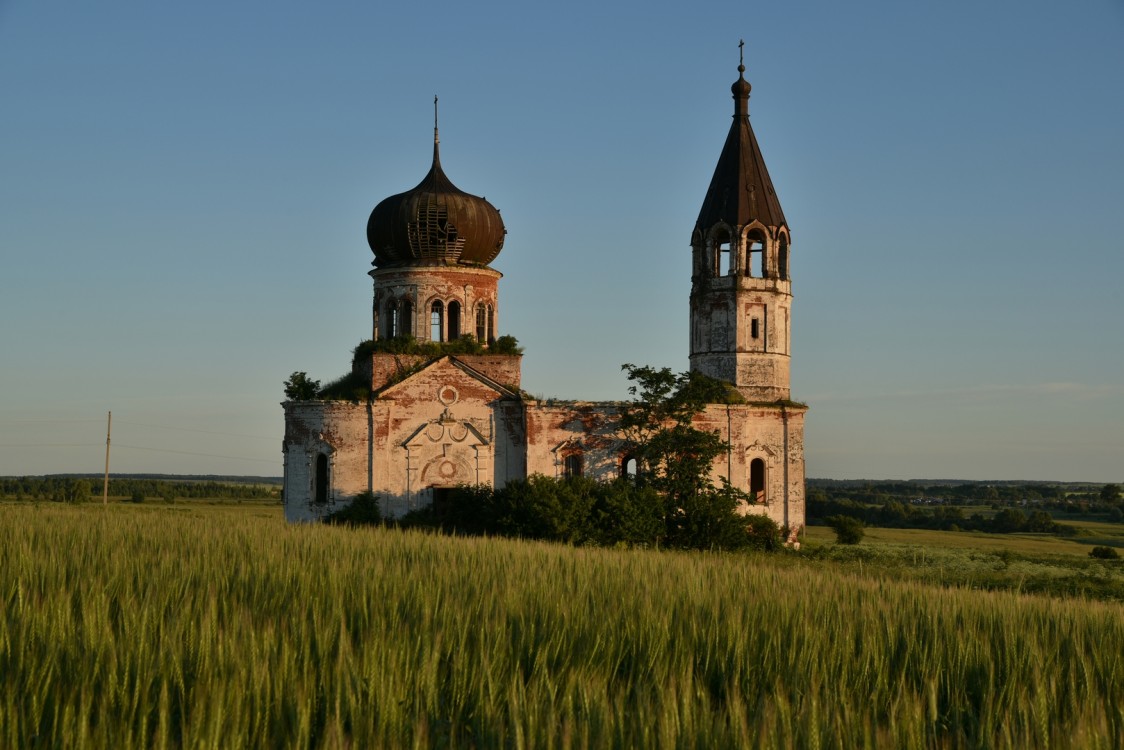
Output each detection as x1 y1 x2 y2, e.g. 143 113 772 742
282 59 807 533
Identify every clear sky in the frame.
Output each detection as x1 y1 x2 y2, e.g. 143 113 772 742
2 0 1122 482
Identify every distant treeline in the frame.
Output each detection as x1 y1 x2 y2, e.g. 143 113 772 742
0 476 279 502
807 479 1119 508
807 480 1123 536
808 496 1080 537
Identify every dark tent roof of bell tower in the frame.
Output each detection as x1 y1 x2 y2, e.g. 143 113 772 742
694 60 787 236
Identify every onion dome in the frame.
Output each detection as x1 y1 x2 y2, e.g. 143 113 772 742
367 101 506 268
694 55 786 237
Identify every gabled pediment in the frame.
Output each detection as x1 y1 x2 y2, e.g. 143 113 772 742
375 355 521 402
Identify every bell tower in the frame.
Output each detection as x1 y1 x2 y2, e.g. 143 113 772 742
690 47 793 402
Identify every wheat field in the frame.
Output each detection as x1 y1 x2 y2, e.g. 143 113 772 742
1 503 1121 748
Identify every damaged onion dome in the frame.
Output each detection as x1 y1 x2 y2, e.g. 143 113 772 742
367 136 506 268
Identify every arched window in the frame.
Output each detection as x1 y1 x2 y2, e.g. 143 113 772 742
430 300 444 342
314 453 329 505
401 299 414 337
746 232 765 278
384 299 399 339
563 453 583 479
475 304 487 342
777 236 789 281
487 305 495 344
621 456 638 480
750 458 766 503
447 301 461 341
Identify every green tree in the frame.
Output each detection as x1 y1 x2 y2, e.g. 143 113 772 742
827 515 865 544
325 491 382 526
587 479 664 547
1026 510 1059 533
1101 484 1121 504
743 513 783 551
879 500 910 526
991 508 1027 533
57 479 90 504
494 475 599 543
619 364 755 551
619 364 729 490
283 371 321 401
491 335 524 355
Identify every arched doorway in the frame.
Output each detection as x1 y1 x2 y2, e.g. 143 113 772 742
750 458 766 503
314 453 329 504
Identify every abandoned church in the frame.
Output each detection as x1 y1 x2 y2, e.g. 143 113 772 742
282 59 807 532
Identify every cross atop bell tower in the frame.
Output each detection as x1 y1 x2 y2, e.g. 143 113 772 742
689 50 793 402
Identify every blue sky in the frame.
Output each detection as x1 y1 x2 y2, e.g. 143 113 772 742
2 0 1122 482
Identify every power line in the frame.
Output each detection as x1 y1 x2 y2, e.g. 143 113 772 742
0 419 103 425
0 442 277 465
114 420 276 441
0 418 275 442
2 420 280 467
0 443 100 448
114 443 279 465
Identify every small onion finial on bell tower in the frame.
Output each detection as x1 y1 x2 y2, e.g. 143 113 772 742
733 40 751 114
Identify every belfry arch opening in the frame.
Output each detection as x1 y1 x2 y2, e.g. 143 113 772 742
715 235 732 277
746 232 765 278
778 235 789 281
710 228 733 277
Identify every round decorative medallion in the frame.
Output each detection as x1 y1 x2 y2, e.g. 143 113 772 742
438 385 459 406
439 460 457 478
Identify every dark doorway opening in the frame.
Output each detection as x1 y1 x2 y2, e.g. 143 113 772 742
750 458 766 503
314 453 329 504
431 486 454 521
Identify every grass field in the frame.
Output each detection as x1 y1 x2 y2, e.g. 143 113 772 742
2 502 1122 748
805 521 1124 556
801 526 1124 603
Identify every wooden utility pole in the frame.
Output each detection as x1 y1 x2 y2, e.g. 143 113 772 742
103 411 111 506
